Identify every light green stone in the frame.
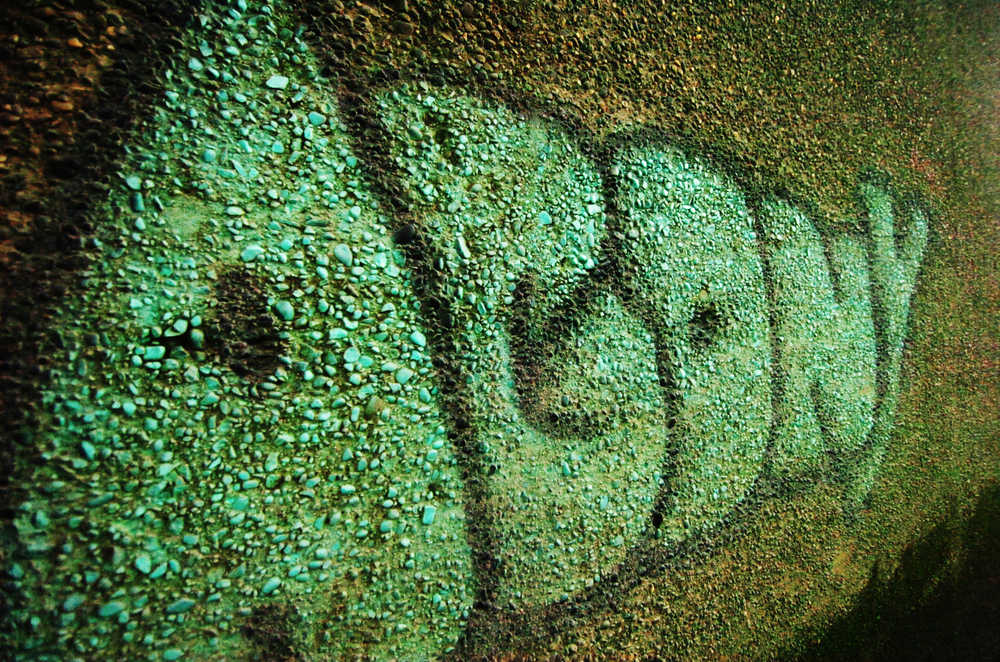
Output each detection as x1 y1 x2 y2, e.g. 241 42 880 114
333 244 353 266
274 300 294 321
144 346 166 361
80 441 96 460
135 554 152 574
130 192 145 212
395 367 414 385
241 245 263 262
62 594 85 612
166 598 195 614
265 74 289 89
421 505 437 525
98 601 126 618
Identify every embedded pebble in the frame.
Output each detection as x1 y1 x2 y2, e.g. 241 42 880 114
166 598 196 614
265 74 289 89
274 300 294 321
395 367 414 385
241 245 263 262
135 554 152 574
98 601 126 618
144 346 166 361
62 594 85 612
422 505 437 525
333 243 353 266
261 578 281 595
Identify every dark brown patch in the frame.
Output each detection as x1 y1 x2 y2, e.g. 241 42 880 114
210 266 286 381
242 603 301 662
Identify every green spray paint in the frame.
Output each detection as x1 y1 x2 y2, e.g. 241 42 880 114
613 143 773 546
761 198 878 485
5 4 474 661
2 1 929 659
377 86 667 607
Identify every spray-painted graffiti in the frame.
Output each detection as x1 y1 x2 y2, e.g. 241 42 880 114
3 2 927 661
375 84 927 611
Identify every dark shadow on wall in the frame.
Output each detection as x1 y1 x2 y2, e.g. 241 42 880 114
0 0 206 514
242 604 301 662
0 0 204 635
795 483 1000 662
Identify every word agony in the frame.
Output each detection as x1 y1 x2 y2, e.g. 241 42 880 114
379 85 928 608
4 5 927 659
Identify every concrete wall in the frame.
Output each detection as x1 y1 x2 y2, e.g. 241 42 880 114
2 1 997 660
